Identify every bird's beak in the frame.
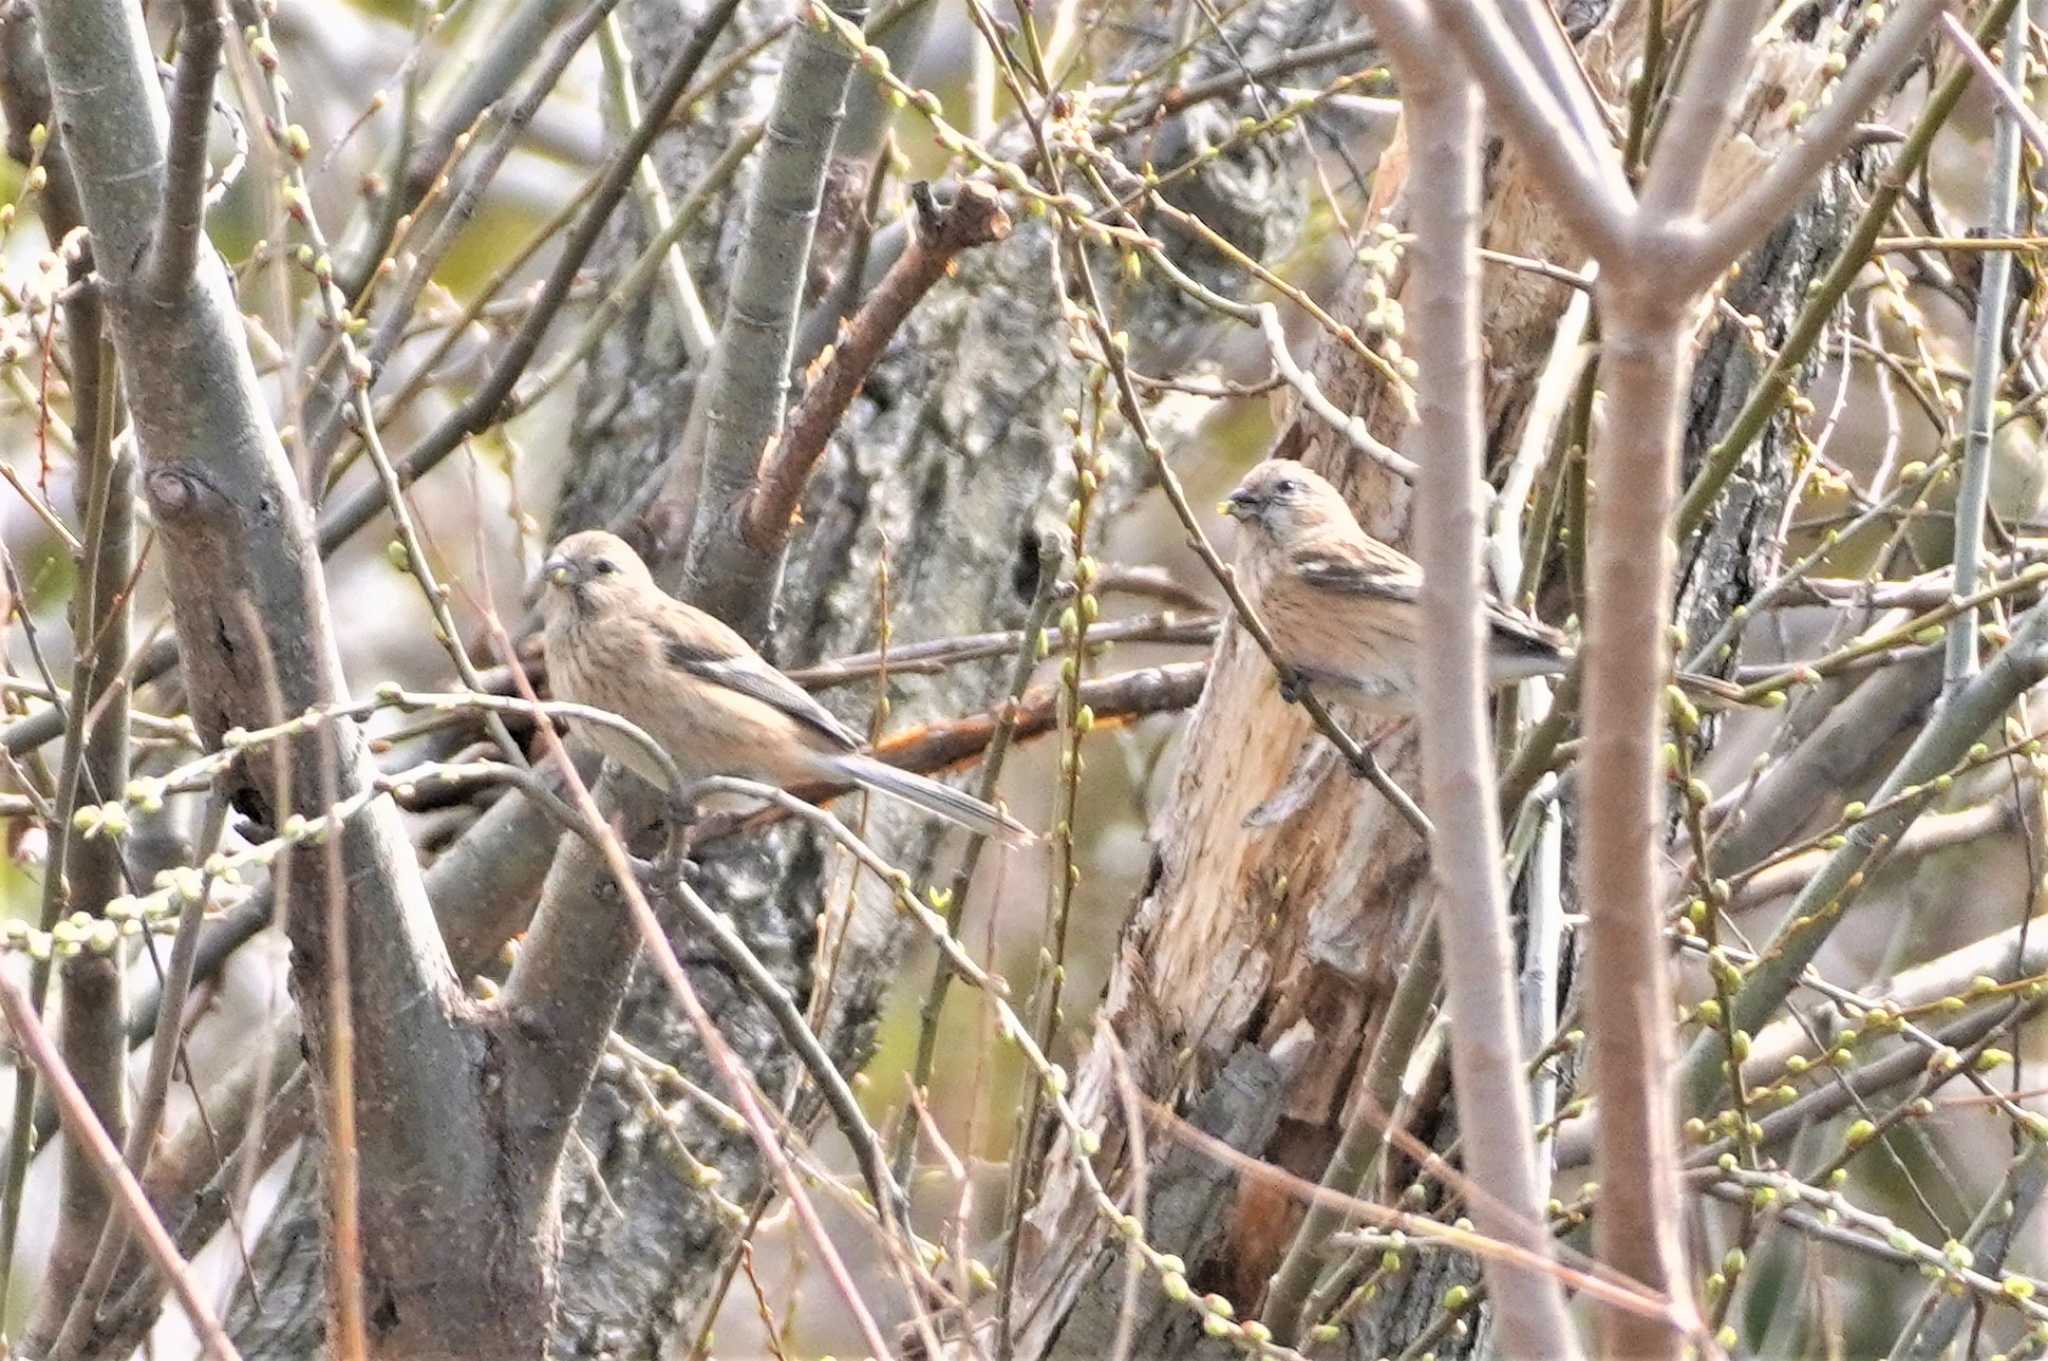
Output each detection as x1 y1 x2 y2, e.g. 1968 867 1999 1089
1219 491 1252 520
542 557 573 588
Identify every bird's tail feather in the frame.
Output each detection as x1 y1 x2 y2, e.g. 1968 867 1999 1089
833 754 1035 846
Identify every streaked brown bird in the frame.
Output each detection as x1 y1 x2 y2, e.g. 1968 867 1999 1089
1220 460 1738 712
540 531 1033 845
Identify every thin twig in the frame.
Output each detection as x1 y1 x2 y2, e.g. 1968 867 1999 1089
1941 0 2027 697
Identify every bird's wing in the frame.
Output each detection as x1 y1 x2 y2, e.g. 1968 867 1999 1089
1287 533 1422 602
1292 533 1569 663
657 621 863 752
1485 598 1570 662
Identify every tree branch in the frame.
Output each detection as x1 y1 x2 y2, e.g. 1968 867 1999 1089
741 179 1010 555
28 257 136 1361
312 0 744 552
328 0 585 302
1680 0 1946 288
302 0 625 485
150 0 226 304
671 0 870 630
33 3 510 1351
1941 0 2027 697
1361 6 1583 1356
1428 0 1634 261
1681 599 2048 1109
1636 0 1768 221
0 974 240 1361
1575 284 1699 1361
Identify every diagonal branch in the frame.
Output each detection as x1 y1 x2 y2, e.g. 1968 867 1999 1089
1679 0 1946 288
1637 0 1768 219
741 179 1010 555
671 0 870 630
1681 599 2048 1110
1428 0 1634 261
313 0 744 547
0 974 240 1361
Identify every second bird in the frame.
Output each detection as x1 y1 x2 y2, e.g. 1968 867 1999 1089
540 531 1033 846
1220 460 1741 711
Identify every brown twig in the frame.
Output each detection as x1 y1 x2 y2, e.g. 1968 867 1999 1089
861 660 1202 781
741 180 1012 552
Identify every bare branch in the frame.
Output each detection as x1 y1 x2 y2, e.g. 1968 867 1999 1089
1942 0 2027 696
743 180 1011 555
1936 10 2048 160
1637 0 1768 220
672 0 870 629
49 799 227 1360
597 11 717 359
1428 0 1634 261
1681 598 2048 1108
1359 5 1584 1356
22 219 136 1361
1682 0 1946 287
150 0 227 304
1575 285 1700 1361
328 0 587 301
304 0 627 482
313 0 745 552
510 677 900 1359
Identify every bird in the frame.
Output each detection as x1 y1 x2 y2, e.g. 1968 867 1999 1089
539 530 1034 846
1218 459 1741 712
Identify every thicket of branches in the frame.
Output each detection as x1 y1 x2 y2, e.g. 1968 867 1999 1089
0 0 2041 1357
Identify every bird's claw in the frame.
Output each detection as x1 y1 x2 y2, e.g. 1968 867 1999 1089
1278 674 1305 705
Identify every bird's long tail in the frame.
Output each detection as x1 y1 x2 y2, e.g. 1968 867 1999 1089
830 754 1035 846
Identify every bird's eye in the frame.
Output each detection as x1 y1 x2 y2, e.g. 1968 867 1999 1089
592 558 617 576
1275 479 1299 495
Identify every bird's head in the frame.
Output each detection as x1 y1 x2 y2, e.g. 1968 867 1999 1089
540 530 655 618
1219 459 1348 543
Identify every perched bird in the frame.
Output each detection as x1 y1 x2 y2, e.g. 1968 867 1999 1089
540 531 1033 845
1219 460 1739 712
